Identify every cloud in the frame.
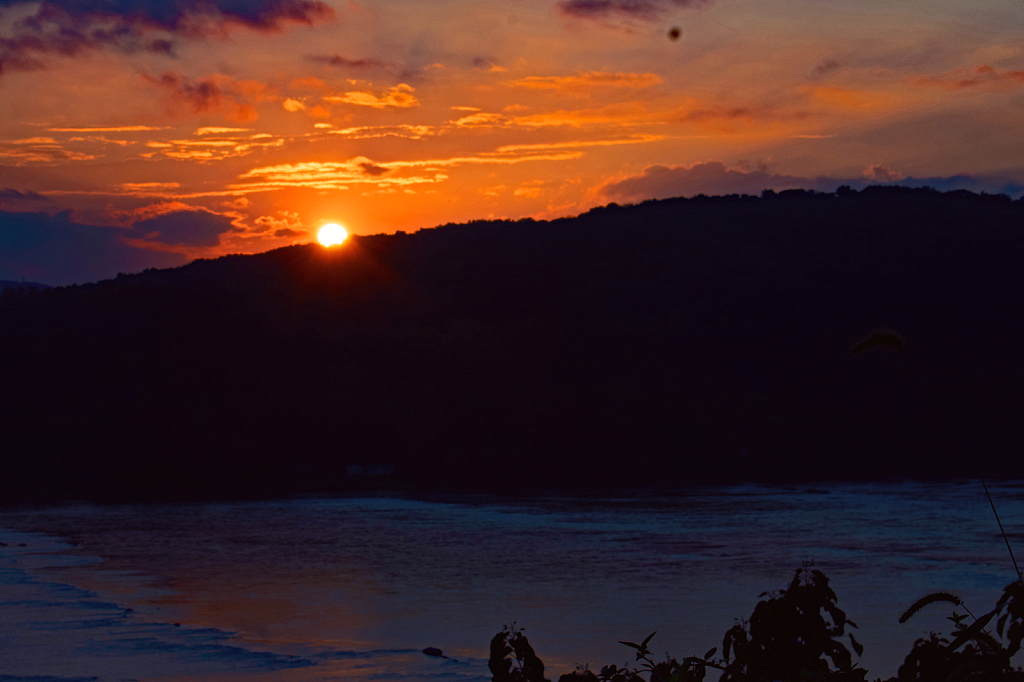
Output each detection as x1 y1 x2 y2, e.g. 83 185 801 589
327 124 434 140
601 162 819 200
451 112 511 127
0 188 48 202
358 161 390 176
145 72 218 110
599 161 1024 202
509 71 662 91
471 56 505 72
235 157 438 191
0 0 334 75
252 210 304 236
140 133 283 162
324 83 419 109
510 102 650 128
0 137 95 165
48 126 166 132
4 0 335 31
119 182 182 193
307 54 384 69
557 0 714 22
863 165 903 182
910 64 1024 90
195 127 250 135
126 208 235 247
800 86 892 111
144 72 259 122
495 134 663 153
0 210 186 285
812 60 843 77
233 151 582 192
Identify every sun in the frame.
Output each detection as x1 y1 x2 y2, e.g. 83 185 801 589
318 223 348 247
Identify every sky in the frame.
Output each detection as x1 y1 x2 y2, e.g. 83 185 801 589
2 0 1024 284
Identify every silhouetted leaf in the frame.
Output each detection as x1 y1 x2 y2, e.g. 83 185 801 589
849 634 863 657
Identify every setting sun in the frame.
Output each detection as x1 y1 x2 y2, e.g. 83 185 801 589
318 223 348 247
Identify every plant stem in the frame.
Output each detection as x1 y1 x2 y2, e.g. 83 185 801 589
981 477 1024 587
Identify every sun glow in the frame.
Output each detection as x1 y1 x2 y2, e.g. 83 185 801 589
318 223 348 246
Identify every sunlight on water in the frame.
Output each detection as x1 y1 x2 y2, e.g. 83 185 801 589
2 480 1023 681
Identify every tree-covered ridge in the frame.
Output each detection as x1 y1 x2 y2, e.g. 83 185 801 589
2 185 1023 501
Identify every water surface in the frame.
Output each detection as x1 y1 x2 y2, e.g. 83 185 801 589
2 480 1023 681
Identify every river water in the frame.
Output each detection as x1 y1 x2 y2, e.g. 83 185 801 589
2 481 1023 682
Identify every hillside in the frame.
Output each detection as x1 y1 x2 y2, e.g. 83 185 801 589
2 186 1023 501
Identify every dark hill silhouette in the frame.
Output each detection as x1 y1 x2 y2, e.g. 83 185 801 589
2 185 1023 502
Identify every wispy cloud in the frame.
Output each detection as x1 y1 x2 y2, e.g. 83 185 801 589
495 134 664 153
119 182 182 193
141 134 285 161
910 64 1024 90
451 112 512 127
510 102 652 128
324 83 419 109
48 126 167 132
509 71 662 91
232 151 583 192
233 157 443 191
327 124 435 139
800 86 894 111
195 127 251 135
0 137 95 165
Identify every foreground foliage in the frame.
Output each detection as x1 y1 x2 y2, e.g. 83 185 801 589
490 568 1024 682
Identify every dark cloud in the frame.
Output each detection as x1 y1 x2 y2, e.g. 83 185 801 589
0 189 48 202
358 162 391 177
601 162 824 200
0 210 186 286
144 72 222 112
273 227 305 238
307 54 384 69
0 0 334 32
557 0 713 22
0 0 333 75
599 161 1024 203
893 174 1024 196
812 60 843 77
127 209 235 247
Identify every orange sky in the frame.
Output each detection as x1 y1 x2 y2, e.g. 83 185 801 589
2 0 1024 283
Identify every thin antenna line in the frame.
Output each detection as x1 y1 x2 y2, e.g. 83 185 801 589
981 477 1023 587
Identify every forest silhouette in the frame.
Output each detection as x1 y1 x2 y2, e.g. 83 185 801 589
2 185 1023 501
